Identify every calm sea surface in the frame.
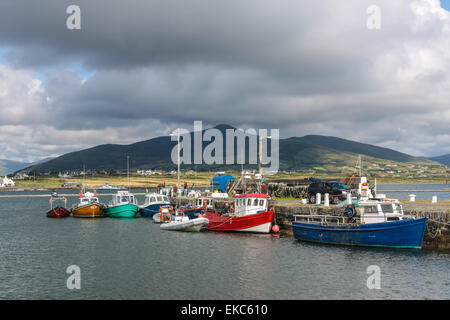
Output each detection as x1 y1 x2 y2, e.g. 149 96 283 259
0 187 448 300
377 183 450 201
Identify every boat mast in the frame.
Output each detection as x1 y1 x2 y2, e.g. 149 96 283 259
177 128 180 188
127 155 130 191
82 164 85 193
355 155 362 177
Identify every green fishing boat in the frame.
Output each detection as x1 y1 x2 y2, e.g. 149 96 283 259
104 191 139 218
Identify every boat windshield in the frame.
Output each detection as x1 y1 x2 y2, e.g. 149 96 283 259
380 204 394 213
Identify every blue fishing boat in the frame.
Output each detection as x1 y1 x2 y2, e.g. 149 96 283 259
139 193 171 217
292 198 428 248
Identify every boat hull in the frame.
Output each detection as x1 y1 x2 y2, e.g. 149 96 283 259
140 204 171 217
47 206 71 218
153 212 173 223
204 210 274 233
104 203 138 218
292 217 428 248
160 217 209 232
72 203 104 218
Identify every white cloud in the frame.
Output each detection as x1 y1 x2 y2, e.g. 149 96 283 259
0 0 449 161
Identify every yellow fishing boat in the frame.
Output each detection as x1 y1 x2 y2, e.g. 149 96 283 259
71 190 104 218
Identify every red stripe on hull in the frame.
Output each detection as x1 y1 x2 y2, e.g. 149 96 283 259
204 210 274 233
46 207 71 218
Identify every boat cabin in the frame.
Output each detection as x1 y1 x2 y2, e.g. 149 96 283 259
358 199 405 224
233 193 270 216
79 191 99 204
143 193 170 206
112 191 137 205
195 197 214 209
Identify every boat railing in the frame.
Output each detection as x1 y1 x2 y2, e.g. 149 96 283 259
294 214 417 225
293 214 357 226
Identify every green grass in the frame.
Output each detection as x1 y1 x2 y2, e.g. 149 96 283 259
12 170 448 189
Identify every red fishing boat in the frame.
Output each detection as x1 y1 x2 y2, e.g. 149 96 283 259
46 193 71 218
201 194 274 233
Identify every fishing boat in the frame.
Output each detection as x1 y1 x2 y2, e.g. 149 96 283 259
46 192 71 218
97 182 126 191
104 190 139 218
292 198 428 248
160 213 209 232
179 197 215 219
202 193 275 233
71 190 104 218
139 193 171 217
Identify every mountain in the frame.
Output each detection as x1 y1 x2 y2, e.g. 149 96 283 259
293 135 416 162
21 125 439 174
0 160 30 176
428 154 450 166
0 157 55 175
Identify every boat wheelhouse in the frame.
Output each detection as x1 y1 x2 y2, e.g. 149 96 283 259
71 190 104 218
104 190 139 218
140 193 171 217
234 193 270 216
357 198 405 224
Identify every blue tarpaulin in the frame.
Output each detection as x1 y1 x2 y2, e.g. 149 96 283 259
211 174 235 192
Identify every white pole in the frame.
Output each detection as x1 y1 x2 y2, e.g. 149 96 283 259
324 193 329 207
127 156 130 190
347 193 352 205
177 128 180 188
259 135 263 176
374 178 377 197
316 193 321 205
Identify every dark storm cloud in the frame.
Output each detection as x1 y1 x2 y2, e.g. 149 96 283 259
0 0 449 160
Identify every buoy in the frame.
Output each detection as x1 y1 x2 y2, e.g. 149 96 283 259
272 224 280 233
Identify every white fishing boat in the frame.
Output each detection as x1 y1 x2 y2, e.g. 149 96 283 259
160 215 209 232
97 182 126 190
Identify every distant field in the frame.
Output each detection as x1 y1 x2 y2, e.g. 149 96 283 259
12 170 449 189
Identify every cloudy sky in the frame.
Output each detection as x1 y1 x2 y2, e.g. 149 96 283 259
0 0 449 162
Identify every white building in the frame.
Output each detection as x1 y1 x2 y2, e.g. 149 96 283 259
0 176 15 187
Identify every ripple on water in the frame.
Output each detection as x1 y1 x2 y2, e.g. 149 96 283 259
0 195 448 299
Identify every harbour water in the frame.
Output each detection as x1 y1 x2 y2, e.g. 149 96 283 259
377 183 449 201
0 189 449 300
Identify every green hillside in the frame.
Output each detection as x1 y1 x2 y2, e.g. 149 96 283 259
20 125 444 179
296 135 415 162
428 154 450 166
0 159 31 175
